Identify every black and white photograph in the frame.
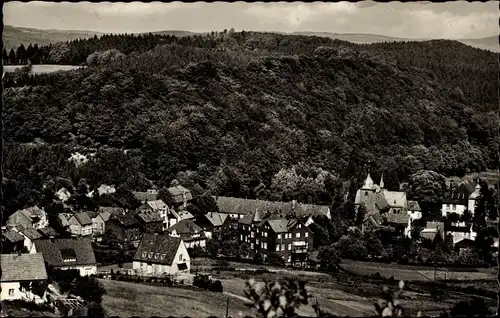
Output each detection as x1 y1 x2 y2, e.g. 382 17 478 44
1 1 499 317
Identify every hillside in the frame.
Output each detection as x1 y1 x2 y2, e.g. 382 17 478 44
3 31 498 217
3 25 104 50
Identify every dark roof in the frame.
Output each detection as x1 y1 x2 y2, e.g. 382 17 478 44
355 190 390 215
73 211 92 226
37 226 60 238
215 196 329 218
239 209 263 225
134 234 182 265
136 210 163 223
34 238 96 267
2 230 25 243
166 219 203 235
109 212 139 227
167 185 193 204
1 253 48 282
133 191 158 202
21 228 44 240
86 210 100 219
407 200 421 211
455 238 476 248
259 218 305 234
384 213 411 225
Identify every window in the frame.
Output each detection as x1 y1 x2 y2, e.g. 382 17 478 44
256 239 259 244
155 253 159 259
240 235 243 241
296 232 300 238
276 245 280 252
264 242 267 249
365 191 368 196
161 254 166 260
277 234 282 239
251 232 255 238
8 289 15 296
305 232 309 238
251 243 254 249
298 224 301 229
453 204 456 210
149 253 153 259
264 232 268 238
288 244 291 250
179 254 183 261
142 252 147 258
282 244 285 251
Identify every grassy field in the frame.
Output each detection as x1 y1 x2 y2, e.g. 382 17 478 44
99 279 250 317
3 65 84 74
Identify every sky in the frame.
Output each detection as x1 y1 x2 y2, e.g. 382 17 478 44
4 1 498 39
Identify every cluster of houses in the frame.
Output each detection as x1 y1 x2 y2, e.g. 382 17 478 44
2 174 498 304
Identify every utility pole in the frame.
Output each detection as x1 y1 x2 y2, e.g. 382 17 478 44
225 296 230 318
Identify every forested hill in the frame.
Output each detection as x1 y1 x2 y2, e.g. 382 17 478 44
2 31 499 216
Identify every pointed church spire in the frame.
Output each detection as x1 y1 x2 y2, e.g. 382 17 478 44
362 173 374 190
380 174 384 189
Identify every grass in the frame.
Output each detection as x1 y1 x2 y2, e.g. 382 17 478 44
99 278 250 318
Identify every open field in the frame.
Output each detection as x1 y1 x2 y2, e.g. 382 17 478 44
3 64 85 74
99 279 250 317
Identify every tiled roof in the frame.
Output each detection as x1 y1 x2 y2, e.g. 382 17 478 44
109 212 139 227
136 210 163 223
22 206 45 218
7 210 32 226
144 200 167 211
384 213 410 225
167 219 202 235
2 230 25 243
407 200 421 211
34 238 96 267
167 185 193 204
133 191 158 203
73 212 93 226
21 228 44 240
383 190 407 208
355 190 389 215
134 234 182 265
1 253 48 282
204 212 228 227
171 210 194 221
37 226 60 238
239 209 263 225
215 196 329 218
266 219 290 233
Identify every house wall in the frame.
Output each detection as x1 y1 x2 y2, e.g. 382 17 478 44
58 265 97 276
408 211 422 220
22 236 37 254
68 217 82 236
81 225 93 236
467 199 477 215
33 215 49 230
267 224 313 265
106 219 125 240
133 241 191 276
0 281 46 304
441 203 467 217
92 215 106 235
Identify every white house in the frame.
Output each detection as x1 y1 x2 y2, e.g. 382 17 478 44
441 181 477 218
68 212 93 236
1 253 48 304
7 206 48 230
447 221 477 244
18 228 43 253
34 238 97 276
133 234 190 276
467 184 481 215
139 199 170 231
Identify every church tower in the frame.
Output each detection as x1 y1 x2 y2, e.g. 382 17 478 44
380 174 384 189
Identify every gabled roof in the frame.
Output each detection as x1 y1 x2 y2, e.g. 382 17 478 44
133 234 183 265
20 228 44 241
20 206 45 219
260 218 304 234
143 200 167 211
37 226 60 238
407 200 421 211
2 230 25 243
6 210 33 226
58 214 71 227
133 191 158 203
109 212 139 227
136 210 163 223
204 212 228 227
355 190 389 215
1 253 48 282
34 238 96 267
383 190 407 208
455 238 476 248
167 219 203 235
239 209 263 225
167 183 193 204
98 206 124 221
171 210 194 221
72 212 93 226
384 213 411 225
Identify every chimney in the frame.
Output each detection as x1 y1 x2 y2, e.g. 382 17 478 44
292 200 296 209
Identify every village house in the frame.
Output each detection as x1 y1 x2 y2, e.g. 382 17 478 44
446 221 477 244
133 233 191 276
138 199 170 231
136 210 164 234
88 184 116 198
6 206 48 230
34 238 97 276
441 180 479 218
86 211 107 236
454 238 476 256
168 209 195 228
133 188 159 203
55 187 72 203
420 221 445 241
167 180 193 211
215 196 331 223
238 209 263 251
105 211 140 243
166 219 207 248
1 253 48 304
37 226 61 239
407 200 422 220
195 212 229 239
68 212 93 236
258 219 314 267
18 228 44 253
1 230 25 254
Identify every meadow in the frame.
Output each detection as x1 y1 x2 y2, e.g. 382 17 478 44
3 64 84 74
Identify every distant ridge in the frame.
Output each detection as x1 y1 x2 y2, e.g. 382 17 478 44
3 25 498 53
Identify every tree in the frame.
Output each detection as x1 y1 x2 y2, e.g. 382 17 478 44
317 244 340 272
408 170 446 220
71 277 106 303
432 231 443 250
16 44 27 64
266 252 285 266
3 48 8 64
442 233 454 254
8 48 16 64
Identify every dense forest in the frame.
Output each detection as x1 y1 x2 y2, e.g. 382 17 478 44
3 31 499 218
